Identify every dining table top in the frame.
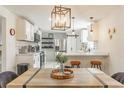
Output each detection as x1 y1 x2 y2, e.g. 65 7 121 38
7 68 124 88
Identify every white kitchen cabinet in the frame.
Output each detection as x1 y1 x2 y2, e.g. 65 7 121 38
16 17 34 41
30 24 34 41
67 37 77 53
16 53 41 69
16 54 34 68
33 53 40 68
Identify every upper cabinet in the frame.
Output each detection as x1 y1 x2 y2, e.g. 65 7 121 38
16 17 34 41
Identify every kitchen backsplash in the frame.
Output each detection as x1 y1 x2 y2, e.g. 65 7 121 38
16 41 41 54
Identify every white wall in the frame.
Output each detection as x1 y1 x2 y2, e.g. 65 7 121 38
98 6 124 75
0 6 17 71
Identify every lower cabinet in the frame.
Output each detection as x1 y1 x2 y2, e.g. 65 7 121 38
33 53 40 68
16 53 41 70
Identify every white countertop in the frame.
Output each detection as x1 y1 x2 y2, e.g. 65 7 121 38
16 52 41 56
63 52 109 57
16 53 34 56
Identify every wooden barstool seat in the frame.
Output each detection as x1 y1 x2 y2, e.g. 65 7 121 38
70 61 81 68
90 60 102 70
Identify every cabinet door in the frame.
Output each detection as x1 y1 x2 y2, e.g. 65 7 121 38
25 20 31 41
33 54 40 68
16 18 34 41
67 37 76 52
30 24 34 41
16 18 26 40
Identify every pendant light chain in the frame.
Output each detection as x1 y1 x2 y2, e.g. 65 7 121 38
72 16 75 32
90 17 94 32
66 16 79 38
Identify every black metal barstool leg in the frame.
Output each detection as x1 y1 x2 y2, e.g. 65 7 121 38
77 65 80 68
99 65 102 70
97 65 99 69
91 64 93 68
94 65 95 68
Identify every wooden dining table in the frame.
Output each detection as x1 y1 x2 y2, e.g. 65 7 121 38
7 68 124 88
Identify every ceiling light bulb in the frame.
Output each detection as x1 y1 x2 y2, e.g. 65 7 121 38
72 30 75 35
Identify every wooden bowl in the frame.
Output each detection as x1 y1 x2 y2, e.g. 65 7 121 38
51 69 74 80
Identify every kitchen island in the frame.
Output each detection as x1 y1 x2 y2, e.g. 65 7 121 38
63 52 109 57
63 52 109 74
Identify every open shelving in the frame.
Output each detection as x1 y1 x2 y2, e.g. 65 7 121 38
42 42 54 44
42 46 54 49
42 38 54 39
42 36 54 49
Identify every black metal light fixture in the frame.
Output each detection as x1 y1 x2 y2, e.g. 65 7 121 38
90 17 94 32
66 17 79 38
72 16 75 35
51 5 71 31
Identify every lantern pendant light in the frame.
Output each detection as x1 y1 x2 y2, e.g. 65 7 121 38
51 5 71 31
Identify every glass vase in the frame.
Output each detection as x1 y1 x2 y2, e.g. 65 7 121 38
60 63 64 74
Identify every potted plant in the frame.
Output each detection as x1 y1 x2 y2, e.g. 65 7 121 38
56 53 68 74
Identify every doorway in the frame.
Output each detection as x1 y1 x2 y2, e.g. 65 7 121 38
0 15 6 72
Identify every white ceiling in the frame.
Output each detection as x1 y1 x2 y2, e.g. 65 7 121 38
4 5 120 31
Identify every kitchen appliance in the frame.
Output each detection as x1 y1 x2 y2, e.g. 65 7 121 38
55 39 66 52
34 33 40 43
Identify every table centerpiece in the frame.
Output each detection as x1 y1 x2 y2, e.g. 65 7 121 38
51 53 74 79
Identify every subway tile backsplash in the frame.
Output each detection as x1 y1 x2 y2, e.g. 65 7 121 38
16 41 40 54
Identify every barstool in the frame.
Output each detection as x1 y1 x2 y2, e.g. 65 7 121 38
70 61 81 68
90 60 102 70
